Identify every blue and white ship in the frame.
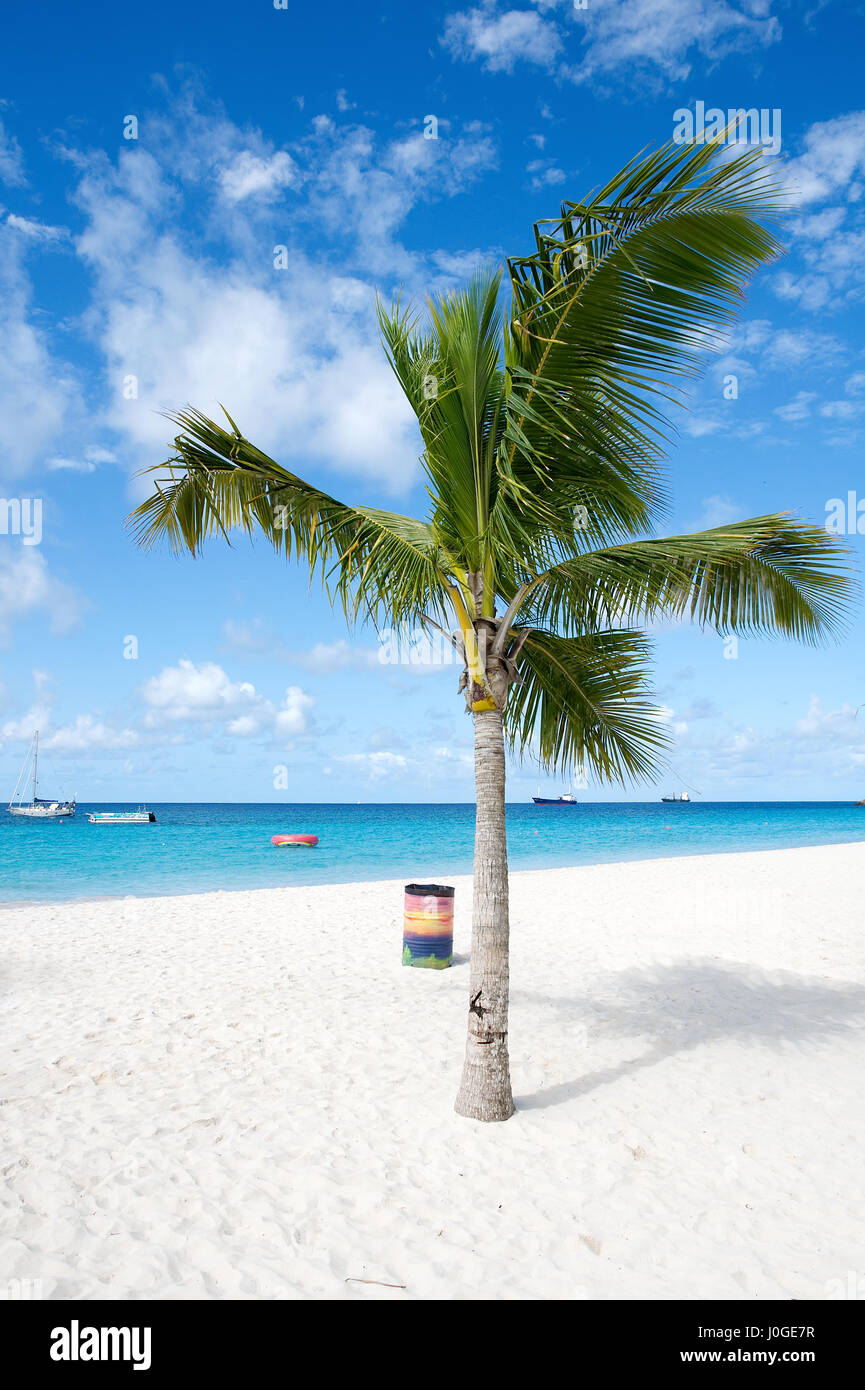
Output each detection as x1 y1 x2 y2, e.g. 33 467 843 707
87 808 156 824
532 787 578 805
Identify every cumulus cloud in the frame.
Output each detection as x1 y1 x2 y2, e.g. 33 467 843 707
141 660 259 724
766 112 865 313
219 150 297 203
443 5 562 72
780 112 865 205
60 91 496 492
0 88 498 488
140 658 314 740
0 673 134 759
525 158 565 190
43 715 138 752
274 686 316 736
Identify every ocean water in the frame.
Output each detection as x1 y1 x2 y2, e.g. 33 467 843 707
1 801 864 905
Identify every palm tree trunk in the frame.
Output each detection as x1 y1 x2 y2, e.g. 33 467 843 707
455 706 515 1121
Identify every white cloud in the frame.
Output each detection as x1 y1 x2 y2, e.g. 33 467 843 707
774 391 817 423
335 750 409 781
140 658 314 740
683 415 725 438
223 622 378 671
569 0 780 84
0 89 497 488
431 247 496 282
3 213 69 242
219 150 297 203
45 445 115 473
142 659 259 723
302 121 497 275
0 118 26 186
772 269 835 313
289 640 378 674
274 686 315 735
64 95 496 492
763 328 844 369
791 206 846 241
43 715 138 752
764 112 865 314
0 673 53 742
46 457 93 473
443 0 780 85
819 399 865 420
443 5 562 72
794 695 862 740
780 112 865 205
0 548 85 644
663 692 865 787
773 227 865 313
696 494 743 527
0 223 85 476
526 158 565 190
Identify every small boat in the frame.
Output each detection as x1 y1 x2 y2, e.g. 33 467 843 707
532 787 578 805
88 807 156 824
661 791 691 803
271 833 318 847
8 732 75 819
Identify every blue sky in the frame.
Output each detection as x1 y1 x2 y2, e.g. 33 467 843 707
1 0 864 803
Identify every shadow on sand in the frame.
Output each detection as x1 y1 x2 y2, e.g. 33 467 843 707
513 958 865 1110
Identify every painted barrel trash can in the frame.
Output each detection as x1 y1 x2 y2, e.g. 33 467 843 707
402 883 454 969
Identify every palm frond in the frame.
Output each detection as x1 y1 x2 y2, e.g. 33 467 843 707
128 408 452 629
497 139 785 552
516 516 854 645
505 628 669 783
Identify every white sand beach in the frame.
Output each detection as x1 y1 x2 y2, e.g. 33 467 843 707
2 841 864 1301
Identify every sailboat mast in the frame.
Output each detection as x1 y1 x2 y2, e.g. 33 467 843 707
32 731 38 804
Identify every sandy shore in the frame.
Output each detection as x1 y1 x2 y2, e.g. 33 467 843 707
2 842 864 1301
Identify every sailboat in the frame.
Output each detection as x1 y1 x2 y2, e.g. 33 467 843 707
7 732 76 819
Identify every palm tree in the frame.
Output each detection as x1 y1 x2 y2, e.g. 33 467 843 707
129 137 851 1122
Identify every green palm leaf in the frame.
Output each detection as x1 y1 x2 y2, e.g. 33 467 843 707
505 628 669 783
516 517 853 646
129 408 452 629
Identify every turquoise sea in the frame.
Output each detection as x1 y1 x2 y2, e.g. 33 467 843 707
1 801 864 904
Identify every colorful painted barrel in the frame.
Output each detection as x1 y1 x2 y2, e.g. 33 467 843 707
402 883 454 969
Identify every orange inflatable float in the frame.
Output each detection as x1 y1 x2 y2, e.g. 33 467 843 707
271 833 319 848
